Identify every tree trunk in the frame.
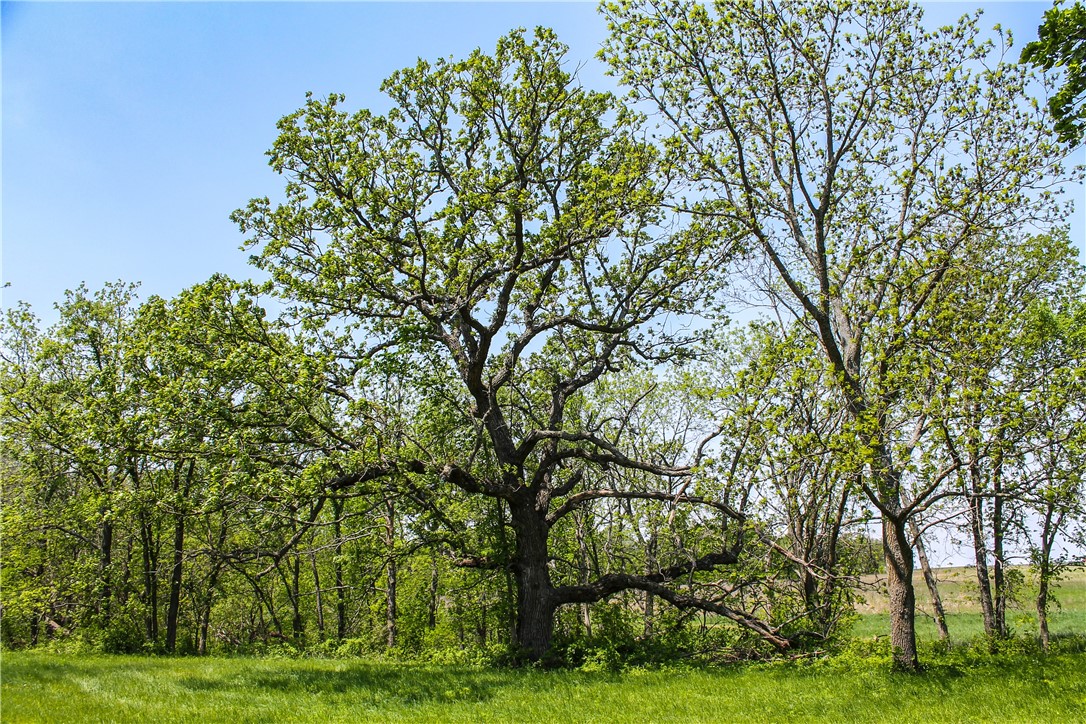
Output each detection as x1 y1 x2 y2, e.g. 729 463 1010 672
884 514 919 671
968 493 998 637
575 510 592 637
992 479 1008 638
1036 506 1055 651
427 559 439 630
510 497 556 659
311 551 325 639
332 497 347 641
99 518 114 622
165 513 185 652
139 518 159 644
910 520 949 642
383 496 397 649
643 533 657 638
291 553 304 643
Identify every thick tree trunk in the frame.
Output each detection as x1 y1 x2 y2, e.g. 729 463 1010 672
884 514 919 671
910 520 949 642
510 498 557 659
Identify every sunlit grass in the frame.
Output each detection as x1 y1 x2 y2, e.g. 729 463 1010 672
3 567 1083 723
851 565 1086 641
2 647 1085 723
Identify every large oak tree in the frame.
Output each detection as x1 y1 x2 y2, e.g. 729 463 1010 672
233 29 781 658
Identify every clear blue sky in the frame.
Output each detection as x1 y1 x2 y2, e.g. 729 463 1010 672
3 1 1084 321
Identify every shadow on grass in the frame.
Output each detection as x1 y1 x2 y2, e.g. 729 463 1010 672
169 661 599 707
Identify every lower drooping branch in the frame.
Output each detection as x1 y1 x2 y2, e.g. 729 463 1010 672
551 549 790 651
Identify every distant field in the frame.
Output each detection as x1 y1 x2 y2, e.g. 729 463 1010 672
851 565 1086 640
2 649 1084 723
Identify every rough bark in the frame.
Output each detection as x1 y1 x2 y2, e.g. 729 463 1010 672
884 514 919 671
509 497 557 659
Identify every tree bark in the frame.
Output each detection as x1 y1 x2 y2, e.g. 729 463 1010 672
992 476 1008 638
968 493 998 637
1036 506 1055 650
311 551 325 639
884 514 920 671
139 517 159 644
510 497 557 659
164 512 185 653
99 518 114 622
332 497 348 641
910 520 949 642
384 495 397 649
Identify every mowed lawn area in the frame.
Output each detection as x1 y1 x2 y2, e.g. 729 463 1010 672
2 568 1084 723
3 649 1084 723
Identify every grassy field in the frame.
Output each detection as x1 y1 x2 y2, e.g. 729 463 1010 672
2 648 1085 723
851 565 1086 640
3 567 1083 723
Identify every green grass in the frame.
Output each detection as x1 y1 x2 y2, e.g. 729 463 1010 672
851 565 1086 641
4 567 1083 722
2 648 1085 723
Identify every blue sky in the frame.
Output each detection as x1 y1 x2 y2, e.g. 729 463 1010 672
3 1 1084 320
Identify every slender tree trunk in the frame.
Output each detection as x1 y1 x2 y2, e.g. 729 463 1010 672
1035 504 1060 651
291 553 304 643
992 478 1008 638
643 533 657 638
99 518 114 622
909 520 949 642
884 513 919 671
575 510 592 637
383 496 397 649
165 513 185 652
311 551 325 639
967 493 998 637
332 497 347 641
427 559 439 630
139 518 159 644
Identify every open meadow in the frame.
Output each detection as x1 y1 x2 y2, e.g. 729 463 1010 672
849 565 1086 640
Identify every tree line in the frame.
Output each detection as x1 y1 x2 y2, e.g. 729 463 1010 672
2 1 1084 672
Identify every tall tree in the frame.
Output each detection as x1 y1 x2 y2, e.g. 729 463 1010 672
602 0 1072 670
234 28 792 659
